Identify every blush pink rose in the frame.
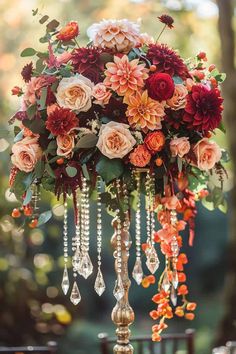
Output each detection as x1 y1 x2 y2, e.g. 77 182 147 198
193 138 222 170
161 194 180 210
166 84 188 110
170 137 190 158
11 136 43 173
56 134 75 157
157 223 177 244
23 76 56 106
97 121 136 159
92 83 112 106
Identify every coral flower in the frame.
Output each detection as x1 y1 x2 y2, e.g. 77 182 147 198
129 144 151 167
57 21 79 41
125 90 165 131
104 55 148 97
156 223 177 243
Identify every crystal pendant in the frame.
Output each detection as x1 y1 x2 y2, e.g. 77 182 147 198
170 286 177 306
78 252 93 279
132 258 143 285
113 274 124 301
146 246 160 274
162 271 171 292
70 281 81 305
172 270 179 289
72 249 81 272
61 265 69 295
94 268 106 296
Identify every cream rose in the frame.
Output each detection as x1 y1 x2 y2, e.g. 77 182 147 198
56 75 94 112
57 134 75 157
92 83 112 106
193 138 222 170
170 137 190 158
97 121 136 159
11 136 43 173
166 84 188 110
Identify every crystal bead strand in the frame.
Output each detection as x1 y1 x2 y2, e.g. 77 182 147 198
31 181 40 217
94 176 106 296
61 198 69 295
145 171 160 274
122 181 130 250
170 209 179 291
113 179 124 301
132 172 143 285
79 178 93 279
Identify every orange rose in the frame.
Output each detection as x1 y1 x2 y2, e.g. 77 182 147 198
56 134 75 158
57 21 79 41
11 136 42 173
129 144 151 167
144 131 165 153
170 136 190 158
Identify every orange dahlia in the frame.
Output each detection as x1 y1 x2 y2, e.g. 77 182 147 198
104 55 148 97
125 90 165 131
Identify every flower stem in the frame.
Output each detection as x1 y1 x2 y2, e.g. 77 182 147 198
156 25 166 43
74 38 80 48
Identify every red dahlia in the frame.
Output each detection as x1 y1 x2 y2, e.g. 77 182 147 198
183 84 223 132
21 62 33 83
146 73 175 101
71 47 103 83
146 44 189 80
46 108 79 135
158 14 174 29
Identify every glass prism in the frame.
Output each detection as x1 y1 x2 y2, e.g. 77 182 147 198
70 281 81 305
162 272 171 292
132 258 143 285
172 270 179 289
94 268 106 296
78 252 93 279
146 246 160 274
61 265 69 295
72 249 81 272
113 274 124 301
170 286 177 306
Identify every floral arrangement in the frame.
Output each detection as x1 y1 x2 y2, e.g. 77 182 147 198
9 12 228 340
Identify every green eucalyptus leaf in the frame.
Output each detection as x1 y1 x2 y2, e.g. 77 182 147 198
45 163 55 178
173 76 183 84
47 19 60 32
82 164 90 180
76 134 98 149
66 166 77 178
26 104 37 119
23 119 45 134
21 48 37 57
23 188 33 206
96 156 124 183
11 172 33 200
37 210 52 226
39 15 49 24
38 87 48 110
34 160 45 179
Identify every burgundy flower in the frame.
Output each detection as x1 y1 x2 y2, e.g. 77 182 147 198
164 108 185 130
158 14 174 29
183 84 223 132
146 73 174 101
21 62 33 83
71 47 103 83
147 44 189 80
46 108 79 135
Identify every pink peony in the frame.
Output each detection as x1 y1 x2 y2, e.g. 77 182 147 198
170 137 190 158
11 136 42 173
193 138 222 170
87 19 141 53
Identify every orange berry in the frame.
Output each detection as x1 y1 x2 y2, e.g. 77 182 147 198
149 65 157 72
179 253 188 264
142 277 150 288
175 307 184 317
185 313 195 320
24 207 33 216
178 272 186 283
186 302 197 311
197 51 207 60
150 310 159 320
29 219 38 229
147 275 156 284
178 284 189 295
142 243 149 252
155 157 163 167
56 158 64 165
152 333 161 342
12 208 21 218
210 77 218 88
208 64 216 72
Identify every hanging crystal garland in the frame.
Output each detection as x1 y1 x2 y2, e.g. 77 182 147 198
94 176 106 296
78 177 93 279
145 171 160 274
113 179 125 301
61 198 69 295
170 209 179 305
132 172 143 285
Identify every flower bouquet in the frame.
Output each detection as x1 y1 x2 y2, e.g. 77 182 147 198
9 12 228 341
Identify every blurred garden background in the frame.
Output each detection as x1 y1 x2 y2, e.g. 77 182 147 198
0 0 235 353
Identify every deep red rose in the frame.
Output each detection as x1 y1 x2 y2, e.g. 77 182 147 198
46 107 79 135
57 21 79 41
146 73 175 101
158 14 174 29
183 84 223 132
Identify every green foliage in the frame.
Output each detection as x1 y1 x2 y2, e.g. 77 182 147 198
11 171 33 200
96 156 124 183
66 166 77 178
21 48 37 57
37 210 52 226
75 134 98 149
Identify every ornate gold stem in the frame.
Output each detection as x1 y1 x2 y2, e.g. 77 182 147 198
111 218 135 354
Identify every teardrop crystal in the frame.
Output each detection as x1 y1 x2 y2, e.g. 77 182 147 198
70 281 81 305
78 252 93 279
146 246 160 274
61 265 69 295
170 286 177 306
172 270 179 289
162 271 170 292
72 249 81 273
94 268 106 296
132 258 143 285
113 274 124 301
